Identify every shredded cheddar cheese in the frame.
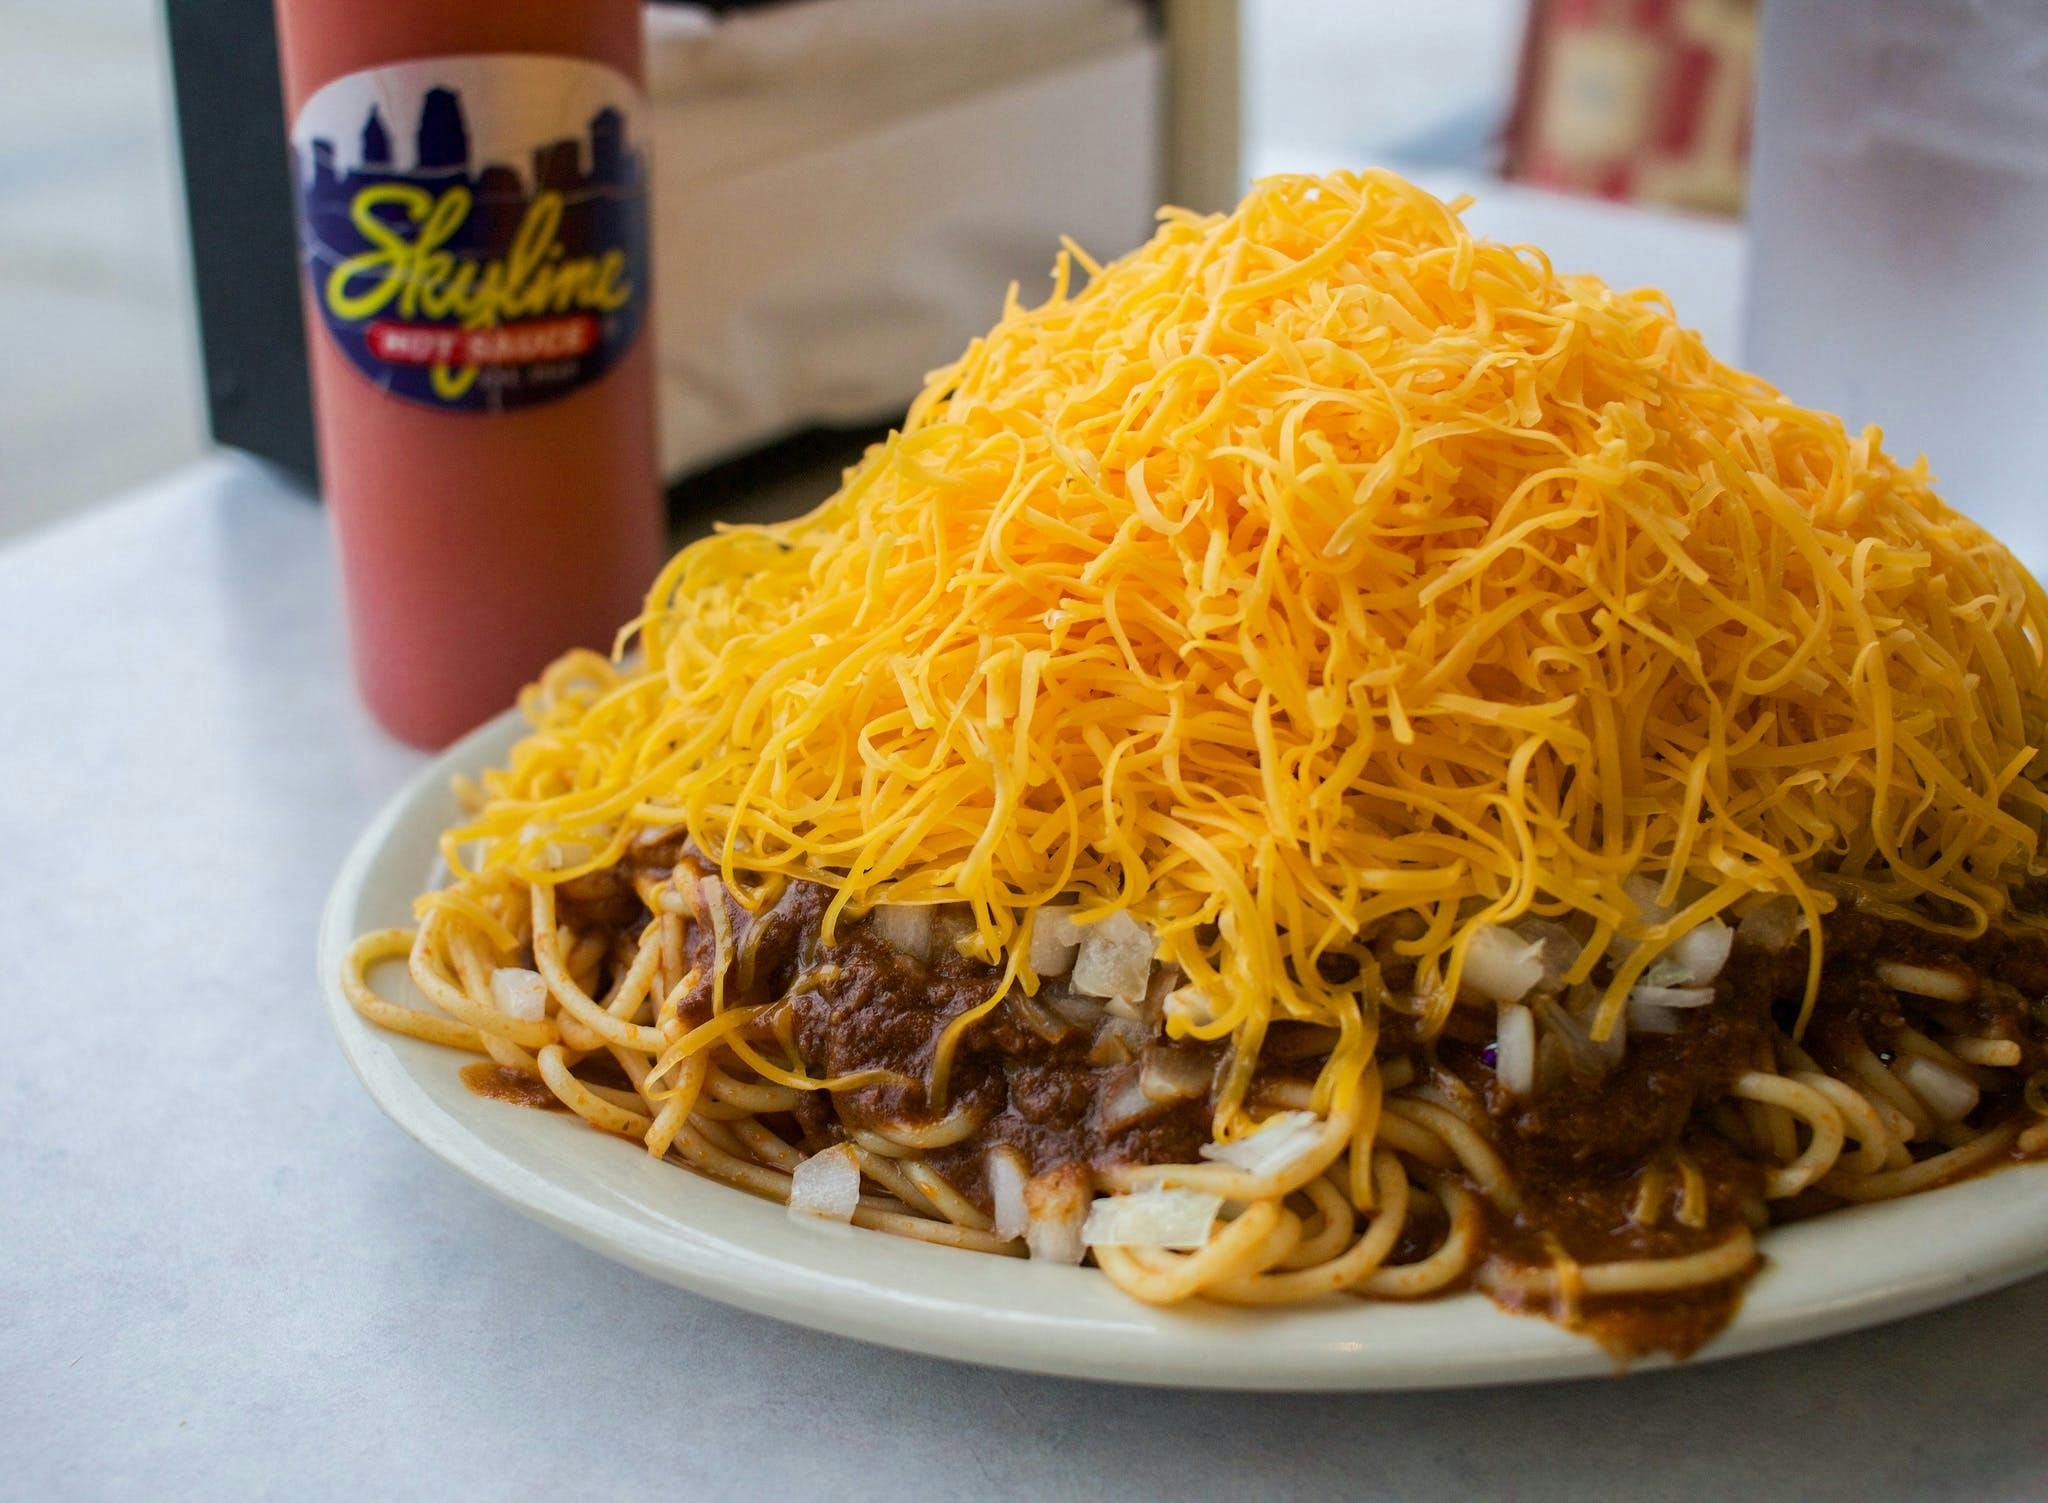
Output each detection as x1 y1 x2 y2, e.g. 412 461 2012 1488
431 169 2048 1131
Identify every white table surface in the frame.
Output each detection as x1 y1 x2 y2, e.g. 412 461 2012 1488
5 188 2047 1503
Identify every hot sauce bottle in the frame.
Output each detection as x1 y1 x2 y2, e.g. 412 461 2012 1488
273 0 663 748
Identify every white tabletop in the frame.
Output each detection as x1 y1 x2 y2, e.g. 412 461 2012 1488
5 189 2046 1502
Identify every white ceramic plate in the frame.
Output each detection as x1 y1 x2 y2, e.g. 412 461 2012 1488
319 707 2048 1390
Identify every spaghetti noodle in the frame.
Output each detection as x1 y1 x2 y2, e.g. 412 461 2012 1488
344 170 2048 1356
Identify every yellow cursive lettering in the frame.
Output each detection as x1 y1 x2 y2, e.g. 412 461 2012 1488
324 185 634 339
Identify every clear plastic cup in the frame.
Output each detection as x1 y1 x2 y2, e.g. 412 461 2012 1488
1744 0 2048 567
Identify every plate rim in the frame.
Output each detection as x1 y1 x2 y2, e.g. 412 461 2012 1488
317 706 2048 1390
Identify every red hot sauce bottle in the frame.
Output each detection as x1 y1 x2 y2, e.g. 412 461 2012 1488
273 0 663 747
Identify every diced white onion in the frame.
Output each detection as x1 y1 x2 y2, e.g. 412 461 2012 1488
1105 1015 1153 1049
872 904 933 963
1025 1218 1085 1265
1023 1168 1090 1264
1163 984 1216 1029
788 1142 861 1223
1737 896 1807 953
1004 989 1074 1045
489 967 549 1022
1876 961 1975 1003
1899 1056 1980 1123
1085 1016 1146 1067
1028 906 1082 977
1514 919 1582 990
1461 924 1546 1004
1139 1045 1212 1104
1629 983 1718 1009
1495 1003 1535 1096
1646 919 1733 987
986 1147 1030 1241
1071 911 1157 1005
1097 1068 1158 1132
540 839 594 870
1196 1110 1322 1176
1626 999 1686 1035
1080 1188 1223 1250
515 821 609 871
1046 989 1107 1030
1108 962 1179 1023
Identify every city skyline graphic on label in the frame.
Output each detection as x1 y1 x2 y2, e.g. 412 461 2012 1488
291 56 649 414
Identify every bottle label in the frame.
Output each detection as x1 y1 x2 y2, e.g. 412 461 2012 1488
289 54 649 413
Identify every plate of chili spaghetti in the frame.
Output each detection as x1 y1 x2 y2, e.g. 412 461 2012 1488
321 170 2048 1387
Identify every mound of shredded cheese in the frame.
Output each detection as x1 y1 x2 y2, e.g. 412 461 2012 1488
439 170 2048 1132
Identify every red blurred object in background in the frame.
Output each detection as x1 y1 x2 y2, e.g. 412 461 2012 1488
273 0 664 749
1504 0 1758 215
